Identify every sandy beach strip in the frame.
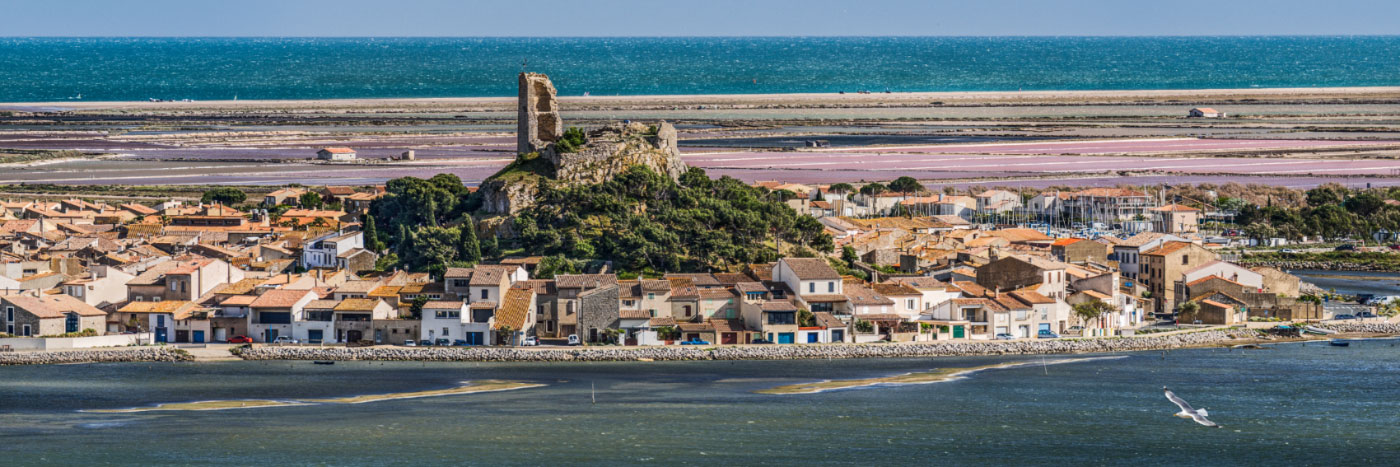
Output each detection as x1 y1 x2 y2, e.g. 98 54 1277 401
9 86 1400 112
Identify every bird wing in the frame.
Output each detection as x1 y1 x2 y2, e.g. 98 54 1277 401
1189 411 1219 427
1164 389 1195 413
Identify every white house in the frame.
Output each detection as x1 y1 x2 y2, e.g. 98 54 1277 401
301 231 364 270
1182 260 1264 290
60 265 134 309
248 289 317 343
420 300 492 345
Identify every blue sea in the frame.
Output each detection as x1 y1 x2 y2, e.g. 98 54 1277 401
2 37 1400 102
3 342 1400 464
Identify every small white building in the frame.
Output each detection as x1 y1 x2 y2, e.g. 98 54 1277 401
316 147 357 161
301 231 365 270
1187 107 1225 118
420 300 492 345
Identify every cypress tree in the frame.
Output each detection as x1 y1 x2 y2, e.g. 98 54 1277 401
363 214 384 253
458 222 481 265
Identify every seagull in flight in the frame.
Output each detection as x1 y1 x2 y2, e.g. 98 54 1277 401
1164 387 1220 428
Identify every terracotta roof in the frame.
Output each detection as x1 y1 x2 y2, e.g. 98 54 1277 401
780 257 841 280
620 309 653 320
555 274 617 289
4 294 106 318
813 312 846 329
118 300 198 319
710 319 746 333
801 294 848 303
639 279 672 292
648 316 677 327
761 300 798 312
493 287 534 330
872 283 920 296
1144 241 1194 257
320 147 356 154
304 299 340 310
249 289 313 309
1153 204 1200 212
423 300 466 309
1051 238 1084 247
698 288 737 300
334 298 381 312
1010 290 1056 305
665 273 721 287
1200 299 1232 309
219 295 257 306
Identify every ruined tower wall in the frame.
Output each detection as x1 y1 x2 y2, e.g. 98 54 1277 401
517 73 563 154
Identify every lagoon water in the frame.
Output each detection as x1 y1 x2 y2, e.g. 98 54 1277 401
3 341 1400 465
4 37 1400 102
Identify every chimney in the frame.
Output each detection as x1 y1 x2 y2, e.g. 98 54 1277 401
994 286 1000 299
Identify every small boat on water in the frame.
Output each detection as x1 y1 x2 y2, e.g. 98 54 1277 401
1329 340 1351 347
313 361 336 365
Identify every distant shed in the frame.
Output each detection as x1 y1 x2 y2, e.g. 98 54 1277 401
1187 107 1225 118
316 147 357 161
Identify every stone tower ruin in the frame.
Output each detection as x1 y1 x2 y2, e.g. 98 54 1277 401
517 72 563 154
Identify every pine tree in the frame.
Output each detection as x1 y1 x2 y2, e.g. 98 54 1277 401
458 222 481 265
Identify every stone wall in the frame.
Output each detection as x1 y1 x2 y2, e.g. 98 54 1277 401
548 122 686 185
517 73 561 154
579 284 620 343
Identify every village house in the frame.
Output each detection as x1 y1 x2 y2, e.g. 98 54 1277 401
248 289 318 343
1152 204 1201 234
114 300 202 343
1141 241 1219 315
492 285 537 345
263 188 308 207
2 293 107 337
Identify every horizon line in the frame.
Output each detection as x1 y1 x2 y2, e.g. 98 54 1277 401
4 34 1400 39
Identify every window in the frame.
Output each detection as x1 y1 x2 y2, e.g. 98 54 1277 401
808 283 815 294
684 306 692 317
156 315 165 327
647 293 655 300
22 324 31 337
442 327 450 337
170 282 179 292
5 306 12 322
907 299 916 309
481 289 489 300
1182 256 1189 265
828 282 835 293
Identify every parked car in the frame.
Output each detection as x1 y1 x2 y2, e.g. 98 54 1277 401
750 338 774 344
1037 330 1060 339
1335 244 1357 251
434 338 451 346
1357 311 1379 319
272 336 299 345
680 339 710 345
1279 248 1300 254
522 336 538 346
994 333 1015 340
567 334 581 346
452 339 469 346
1332 314 1357 320
418 339 433 346
403 339 417 347
226 335 253 344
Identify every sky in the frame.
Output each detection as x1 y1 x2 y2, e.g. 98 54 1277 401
2 0 1398 37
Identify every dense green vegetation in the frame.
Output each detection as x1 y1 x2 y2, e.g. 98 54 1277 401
368 165 831 276
0 149 84 164
554 127 588 154
200 187 247 205
1234 184 1400 242
511 166 833 274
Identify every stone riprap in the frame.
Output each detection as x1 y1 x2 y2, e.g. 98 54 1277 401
0 347 192 365
1318 322 1400 334
237 331 1242 363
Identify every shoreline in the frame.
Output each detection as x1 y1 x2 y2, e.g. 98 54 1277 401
8 85 1400 112
4 326 1393 367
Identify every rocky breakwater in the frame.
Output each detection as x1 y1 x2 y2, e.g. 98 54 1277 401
1318 322 1400 334
238 331 1240 363
0 347 193 365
